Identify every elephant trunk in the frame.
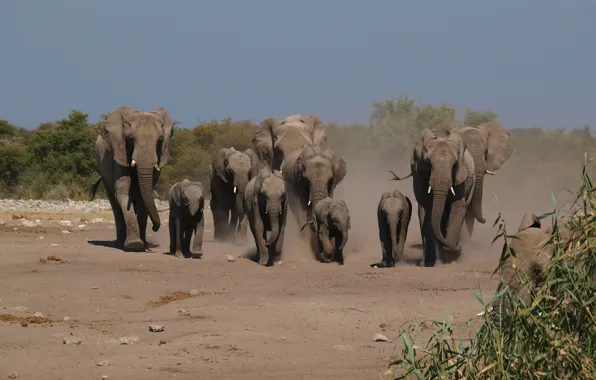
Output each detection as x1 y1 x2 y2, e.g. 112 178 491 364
138 166 160 232
444 198 467 261
431 188 451 249
309 179 328 209
339 230 348 250
472 169 486 224
387 211 400 260
234 180 247 218
266 203 281 246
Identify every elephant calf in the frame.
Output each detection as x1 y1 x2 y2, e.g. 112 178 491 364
304 197 351 265
167 179 205 259
375 190 412 267
244 166 288 266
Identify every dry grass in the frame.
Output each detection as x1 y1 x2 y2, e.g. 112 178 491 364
39 255 64 263
119 267 152 273
0 314 53 325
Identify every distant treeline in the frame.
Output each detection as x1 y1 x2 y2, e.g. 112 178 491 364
0 95 594 200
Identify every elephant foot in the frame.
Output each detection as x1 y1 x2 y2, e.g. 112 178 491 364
124 238 145 251
319 254 332 263
190 250 203 259
258 255 270 266
418 260 436 268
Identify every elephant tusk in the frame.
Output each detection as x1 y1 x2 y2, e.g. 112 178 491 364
450 187 455 196
486 170 497 175
233 186 237 194
308 200 312 206
427 186 432 194
131 160 136 167
154 164 160 171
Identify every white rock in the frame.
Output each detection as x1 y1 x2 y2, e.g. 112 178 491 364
0 220 7 226
149 325 165 332
61 230 70 234
22 219 41 227
39 236 44 239
119 336 139 345
78 224 87 230
96 360 110 367
51 243 59 247
373 333 388 342
189 289 200 296
91 218 104 223
33 312 44 318
63 316 71 322
178 308 191 317
227 255 236 262
63 337 82 345
8 372 18 379
58 220 72 227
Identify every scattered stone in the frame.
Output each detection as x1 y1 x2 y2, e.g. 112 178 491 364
373 333 388 342
101 376 109 380
33 312 44 318
21 219 41 227
149 325 165 333
0 220 6 226
20 321 28 327
61 230 70 234
158 340 167 346
92 286 98 290
189 289 200 296
91 218 104 224
119 336 139 345
178 308 191 317
63 316 71 322
58 220 72 227
51 243 59 247
227 255 236 262
63 336 82 345
39 236 44 240
77 224 87 230
7 372 18 379
96 360 110 367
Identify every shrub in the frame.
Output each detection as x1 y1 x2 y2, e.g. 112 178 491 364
385 157 596 379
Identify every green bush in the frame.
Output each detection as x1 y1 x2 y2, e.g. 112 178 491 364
385 158 596 379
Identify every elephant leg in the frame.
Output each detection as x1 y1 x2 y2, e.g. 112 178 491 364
135 202 149 249
236 216 249 245
378 215 392 267
334 234 345 265
273 216 286 264
465 208 475 238
192 216 205 258
115 176 143 250
420 205 437 267
182 223 194 258
253 214 269 265
105 188 125 247
247 215 260 260
175 218 182 257
168 212 178 255
317 226 333 263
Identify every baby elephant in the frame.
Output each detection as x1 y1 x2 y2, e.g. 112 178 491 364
244 167 288 266
167 179 205 258
304 197 351 265
375 190 412 267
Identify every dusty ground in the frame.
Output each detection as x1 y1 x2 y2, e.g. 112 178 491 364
0 168 566 379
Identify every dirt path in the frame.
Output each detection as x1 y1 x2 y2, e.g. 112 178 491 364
0 201 503 380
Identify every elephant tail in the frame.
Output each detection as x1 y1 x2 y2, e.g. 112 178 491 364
89 177 103 201
387 170 412 181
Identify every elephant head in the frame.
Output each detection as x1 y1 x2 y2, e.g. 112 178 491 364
456 122 513 224
253 114 328 170
328 199 351 250
101 106 174 232
210 147 260 215
171 179 205 217
294 144 347 216
254 166 287 247
413 125 469 250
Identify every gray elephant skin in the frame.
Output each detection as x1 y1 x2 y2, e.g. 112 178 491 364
281 144 347 232
94 106 173 250
209 147 260 243
167 179 205 259
433 121 513 237
304 197 351 265
244 166 288 266
375 190 412 268
253 114 329 171
393 124 475 267
498 212 552 307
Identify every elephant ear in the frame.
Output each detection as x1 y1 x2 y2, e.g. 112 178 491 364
151 107 174 167
432 122 460 138
477 122 514 172
304 114 328 148
253 118 277 168
332 152 347 185
254 166 270 195
243 148 260 179
169 182 182 207
102 106 135 167
518 212 541 232
380 191 391 203
412 129 435 169
448 133 469 185
211 148 230 183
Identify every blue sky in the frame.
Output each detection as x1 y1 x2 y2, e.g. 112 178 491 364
1 1 595 130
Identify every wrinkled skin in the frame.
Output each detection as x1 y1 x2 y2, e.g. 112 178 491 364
433 122 513 237
209 147 260 243
253 114 329 171
167 179 205 258
374 190 412 268
281 144 347 236
307 197 351 265
498 212 552 307
392 125 475 267
94 106 173 250
244 167 287 266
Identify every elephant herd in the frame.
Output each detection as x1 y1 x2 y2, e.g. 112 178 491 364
91 106 515 269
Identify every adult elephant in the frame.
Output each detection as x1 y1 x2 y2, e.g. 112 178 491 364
209 147 260 242
433 122 513 237
253 114 328 171
392 124 475 267
95 106 173 250
281 143 347 231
